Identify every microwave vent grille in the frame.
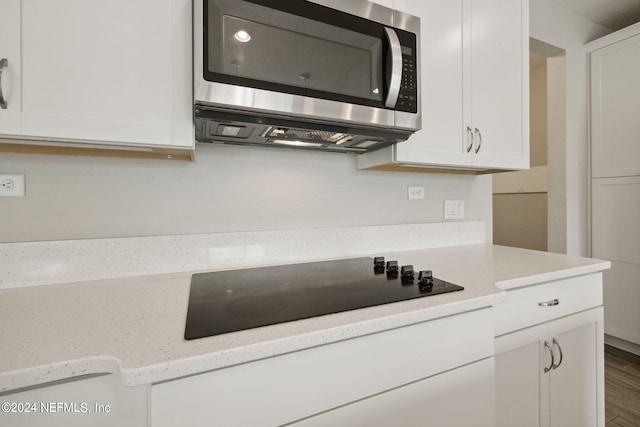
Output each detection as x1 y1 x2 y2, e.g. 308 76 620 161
263 127 355 145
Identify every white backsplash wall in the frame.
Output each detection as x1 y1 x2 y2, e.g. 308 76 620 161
0 143 493 243
0 222 486 288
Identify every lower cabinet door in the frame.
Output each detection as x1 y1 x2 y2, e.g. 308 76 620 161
549 323 598 427
495 308 603 427
151 309 494 427
495 341 540 427
289 358 496 427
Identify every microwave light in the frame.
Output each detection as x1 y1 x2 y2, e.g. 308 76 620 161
234 30 251 43
271 139 323 147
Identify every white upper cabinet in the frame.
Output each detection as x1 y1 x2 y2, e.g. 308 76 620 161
0 0 21 135
590 32 640 178
392 0 469 167
0 0 193 152
468 0 528 170
358 0 529 172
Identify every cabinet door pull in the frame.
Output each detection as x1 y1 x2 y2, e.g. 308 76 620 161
538 298 559 307
466 126 474 152
0 58 7 109
474 128 482 153
551 338 564 369
544 340 555 373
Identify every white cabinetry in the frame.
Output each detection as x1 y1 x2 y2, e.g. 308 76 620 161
494 274 604 427
289 358 495 427
467 0 528 170
588 23 640 351
590 31 640 178
358 0 528 173
0 0 21 135
0 375 149 427
151 308 495 427
0 0 193 159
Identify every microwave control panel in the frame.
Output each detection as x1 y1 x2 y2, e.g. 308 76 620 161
396 31 418 114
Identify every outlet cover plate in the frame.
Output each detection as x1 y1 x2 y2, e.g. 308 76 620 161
0 174 26 197
407 186 425 200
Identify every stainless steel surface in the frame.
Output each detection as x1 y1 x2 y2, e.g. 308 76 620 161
552 338 564 369
384 27 402 109
310 0 393 27
392 8 421 131
544 340 555 373
538 298 560 307
474 128 482 154
466 126 474 153
193 0 421 135
0 58 7 110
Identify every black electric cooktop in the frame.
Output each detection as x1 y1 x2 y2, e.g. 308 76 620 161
184 257 463 340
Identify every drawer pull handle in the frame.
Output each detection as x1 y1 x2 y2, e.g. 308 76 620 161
538 299 559 307
552 338 564 369
544 341 555 373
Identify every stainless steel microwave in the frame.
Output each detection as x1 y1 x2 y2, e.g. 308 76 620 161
193 0 421 153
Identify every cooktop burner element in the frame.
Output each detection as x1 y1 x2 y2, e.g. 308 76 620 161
184 257 463 340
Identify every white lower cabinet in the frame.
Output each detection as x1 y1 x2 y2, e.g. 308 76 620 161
495 274 605 427
151 308 495 427
0 375 148 427
289 358 495 427
496 341 541 427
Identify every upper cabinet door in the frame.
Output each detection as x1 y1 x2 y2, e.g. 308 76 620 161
393 0 470 167
0 0 21 135
357 0 528 172
590 33 640 178
17 0 192 148
469 0 528 170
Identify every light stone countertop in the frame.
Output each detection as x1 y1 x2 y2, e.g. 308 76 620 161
0 244 610 393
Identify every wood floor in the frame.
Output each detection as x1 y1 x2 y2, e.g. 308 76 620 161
605 344 640 426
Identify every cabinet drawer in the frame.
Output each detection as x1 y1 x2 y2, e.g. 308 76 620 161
495 273 603 336
289 358 496 427
151 308 493 427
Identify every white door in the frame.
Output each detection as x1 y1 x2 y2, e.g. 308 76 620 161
19 0 186 147
394 0 470 167
590 34 640 178
0 0 21 135
549 323 598 427
289 358 496 427
495 341 541 427
469 0 527 169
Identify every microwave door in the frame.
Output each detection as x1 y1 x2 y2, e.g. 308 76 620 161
203 0 389 109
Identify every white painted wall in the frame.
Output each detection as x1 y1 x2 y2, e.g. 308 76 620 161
0 145 493 243
546 56 567 254
0 1 610 251
530 0 610 256
529 60 548 168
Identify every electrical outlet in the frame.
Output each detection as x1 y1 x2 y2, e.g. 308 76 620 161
444 200 464 220
0 174 25 197
407 186 425 200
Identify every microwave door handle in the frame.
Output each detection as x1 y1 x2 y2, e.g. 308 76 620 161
384 27 402 108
